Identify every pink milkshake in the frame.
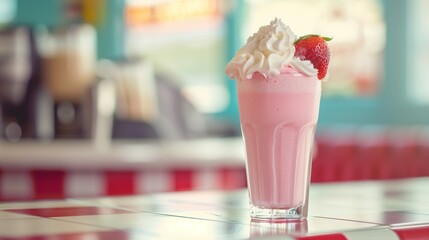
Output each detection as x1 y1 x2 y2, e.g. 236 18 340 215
238 68 321 219
225 18 331 221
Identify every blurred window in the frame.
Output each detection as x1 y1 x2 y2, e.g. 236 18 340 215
408 0 429 104
0 0 16 27
243 0 385 97
237 0 429 126
125 0 229 114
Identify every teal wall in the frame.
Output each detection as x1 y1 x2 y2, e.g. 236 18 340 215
97 0 125 60
222 0 244 127
13 0 125 60
14 0 62 27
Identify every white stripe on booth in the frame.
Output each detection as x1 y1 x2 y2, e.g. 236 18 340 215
65 171 104 198
194 168 219 190
137 171 172 194
1 171 33 200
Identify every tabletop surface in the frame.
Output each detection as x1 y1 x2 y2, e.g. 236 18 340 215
1 178 429 240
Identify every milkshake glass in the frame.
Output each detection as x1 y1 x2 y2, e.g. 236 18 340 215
225 18 329 221
237 68 321 220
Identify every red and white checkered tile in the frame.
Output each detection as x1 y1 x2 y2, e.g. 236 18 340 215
0 188 428 240
0 205 426 239
2 175 429 239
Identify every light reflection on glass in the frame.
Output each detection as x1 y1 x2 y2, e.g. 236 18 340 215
250 219 308 238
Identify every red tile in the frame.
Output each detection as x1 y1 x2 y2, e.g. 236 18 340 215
5 206 132 217
0 230 133 240
172 169 194 191
105 171 136 196
30 170 66 199
394 225 429 240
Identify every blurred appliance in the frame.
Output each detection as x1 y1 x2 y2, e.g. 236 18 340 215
110 58 160 139
38 24 97 138
0 27 36 141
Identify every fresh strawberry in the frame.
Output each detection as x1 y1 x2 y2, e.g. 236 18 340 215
294 35 332 80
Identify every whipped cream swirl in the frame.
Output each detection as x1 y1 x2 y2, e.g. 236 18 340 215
225 18 317 80
290 58 318 76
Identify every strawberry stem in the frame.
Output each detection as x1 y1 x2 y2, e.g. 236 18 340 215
322 36 333 41
294 34 333 44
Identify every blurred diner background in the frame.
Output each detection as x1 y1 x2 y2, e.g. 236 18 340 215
1 0 429 201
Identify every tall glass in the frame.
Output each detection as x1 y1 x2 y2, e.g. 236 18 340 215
236 68 321 221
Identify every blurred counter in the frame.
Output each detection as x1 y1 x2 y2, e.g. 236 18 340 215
0 138 244 170
0 138 247 201
2 127 429 201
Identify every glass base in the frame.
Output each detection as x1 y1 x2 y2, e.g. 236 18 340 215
250 204 305 222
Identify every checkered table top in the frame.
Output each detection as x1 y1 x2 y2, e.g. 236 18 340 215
1 178 429 239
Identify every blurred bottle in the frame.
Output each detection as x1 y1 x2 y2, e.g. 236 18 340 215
0 27 33 142
37 24 97 138
38 24 96 102
111 58 160 139
92 60 116 149
0 27 32 106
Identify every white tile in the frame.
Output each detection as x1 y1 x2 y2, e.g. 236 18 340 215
0 200 90 210
161 209 379 235
0 218 110 237
0 211 37 219
55 212 250 239
55 212 161 229
74 195 152 210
